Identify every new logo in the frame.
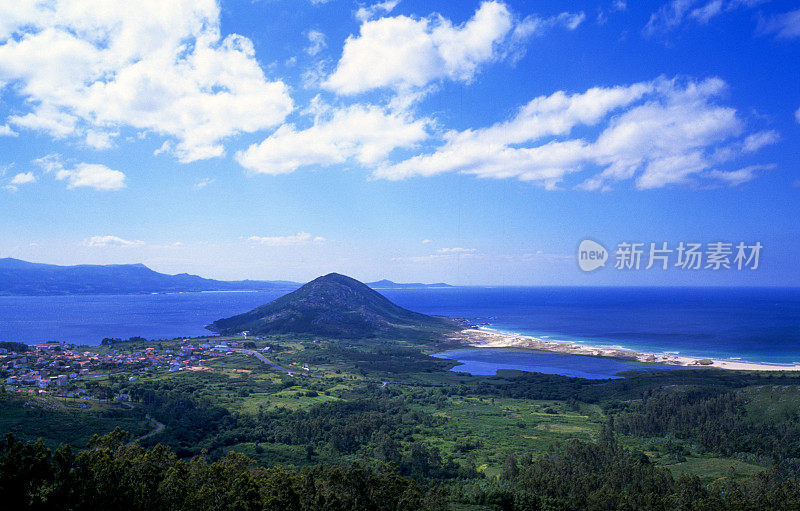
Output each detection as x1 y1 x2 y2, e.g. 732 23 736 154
578 239 608 272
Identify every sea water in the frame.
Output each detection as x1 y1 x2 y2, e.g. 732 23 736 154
1 287 799 366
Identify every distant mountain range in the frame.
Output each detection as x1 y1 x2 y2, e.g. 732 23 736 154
208 273 459 338
0 258 298 295
0 258 453 296
366 279 453 289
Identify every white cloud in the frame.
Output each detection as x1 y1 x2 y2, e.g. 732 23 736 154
554 12 586 31
84 130 118 150
355 1 401 22
248 232 325 246
0 0 293 162
437 247 476 253
9 105 79 138
56 163 126 191
305 30 327 56
796 107 800 123
34 154 125 190
153 141 171 156
421 238 432 244
33 154 64 173
690 0 723 23
758 8 800 39
4 171 36 192
375 77 774 190
645 0 766 35
633 152 709 189
646 0 699 34
35 156 126 191
85 235 144 247
237 103 429 174
0 124 17 136
10 172 35 185
194 177 215 189
301 60 329 89
395 247 478 263
742 130 780 152
707 164 775 186
506 11 584 59
324 1 583 94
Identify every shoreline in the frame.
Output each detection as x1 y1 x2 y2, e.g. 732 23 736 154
451 327 800 372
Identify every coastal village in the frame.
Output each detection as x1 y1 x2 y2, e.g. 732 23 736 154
1 339 254 398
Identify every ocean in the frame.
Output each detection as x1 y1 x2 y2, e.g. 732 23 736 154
1 286 799 365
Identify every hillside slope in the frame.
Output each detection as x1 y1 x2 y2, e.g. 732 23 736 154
208 273 459 338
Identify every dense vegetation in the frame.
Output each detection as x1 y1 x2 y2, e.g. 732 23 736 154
209 273 458 338
616 388 800 461
7 333 800 509
0 393 149 449
459 433 800 510
7 425 800 510
0 341 27 352
101 336 148 346
0 431 442 510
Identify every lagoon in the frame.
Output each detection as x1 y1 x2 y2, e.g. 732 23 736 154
432 348 690 379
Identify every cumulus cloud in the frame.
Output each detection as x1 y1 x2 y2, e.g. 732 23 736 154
305 30 327 56
10 172 35 185
645 0 766 35
758 8 800 39
0 0 293 162
85 235 144 247
248 232 325 246
4 171 36 192
324 1 584 95
56 163 126 191
84 130 118 150
34 154 126 191
355 1 401 22
0 124 17 136
9 105 78 138
236 104 429 175
374 77 774 190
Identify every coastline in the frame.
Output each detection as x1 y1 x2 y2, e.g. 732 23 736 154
451 327 800 372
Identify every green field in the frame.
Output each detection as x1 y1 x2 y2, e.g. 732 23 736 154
666 456 765 483
0 393 151 449
5 333 800 495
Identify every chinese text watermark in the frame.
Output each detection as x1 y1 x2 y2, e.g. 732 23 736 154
578 240 762 272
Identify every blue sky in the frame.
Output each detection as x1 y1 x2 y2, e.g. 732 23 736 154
0 0 798 285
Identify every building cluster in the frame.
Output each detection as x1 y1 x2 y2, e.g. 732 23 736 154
2 339 243 395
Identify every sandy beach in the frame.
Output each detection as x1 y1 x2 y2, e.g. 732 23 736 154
452 328 800 372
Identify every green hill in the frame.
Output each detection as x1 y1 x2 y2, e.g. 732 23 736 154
207 273 459 338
